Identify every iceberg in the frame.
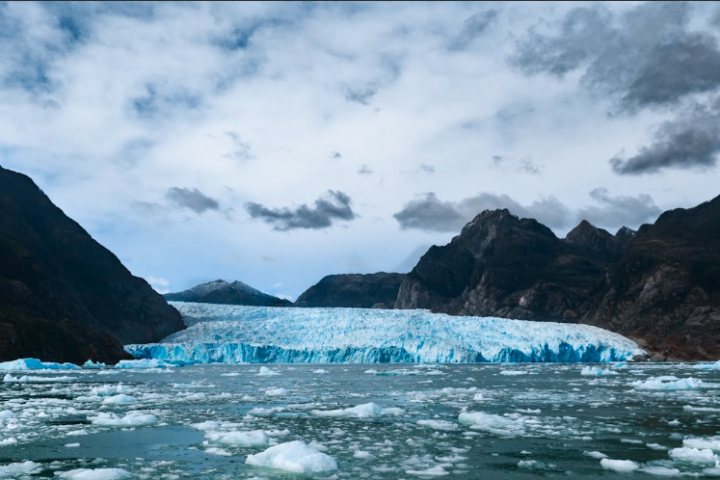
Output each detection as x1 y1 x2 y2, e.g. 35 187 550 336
0 358 80 371
125 303 644 364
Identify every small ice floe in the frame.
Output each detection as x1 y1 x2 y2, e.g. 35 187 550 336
89 411 157 426
599 458 639 472
82 360 106 369
580 366 618 376
683 436 720 450
0 358 79 371
3 374 77 383
245 440 337 474
91 385 132 397
115 359 174 369
646 443 668 451
632 377 713 390
669 447 718 463
102 394 137 405
583 451 607 459
256 367 280 376
353 451 373 459
683 405 720 413
0 410 15 419
312 369 328 374
265 387 287 397
205 430 270 446
405 465 451 476
694 359 720 371
637 466 681 476
64 443 80 448
0 461 42 477
416 420 459 431
310 403 403 418
500 370 527 376
457 411 526 437
55 468 131 480
205 447 232 456
0 438 18 446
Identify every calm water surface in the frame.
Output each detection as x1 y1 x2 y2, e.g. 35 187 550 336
2 363 720 479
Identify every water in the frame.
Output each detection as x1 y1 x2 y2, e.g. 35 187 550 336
2 363 720 478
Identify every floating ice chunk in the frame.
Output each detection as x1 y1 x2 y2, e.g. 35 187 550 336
115 359 174 369
646 443 667 451
581 366 618 376
500 370 526 376
91 385 132 397
683 437 720 451
3 374 76 383
518 460 537 468
257 367 280 376
89 411 157 427
82 360 106 369
0 411 14 419
206 430 269 446
205 447 231 456
245 440 337 474
312 369 328 374
600 459 639 472
669 447 718 463
65 443 80 448
0 438 17 446
191 421 221 431
0 461 42 477
416 420 459 431
354 451 373 459
0 358 79 371
583 451 608 459
55 468 131 480
632 377 710 390
694 359 720 370
310 402 400 418
683 406 720 413
638 466 681 476
406 465 450 476
103 394 137 404
265 387 287 397
458 411 526 437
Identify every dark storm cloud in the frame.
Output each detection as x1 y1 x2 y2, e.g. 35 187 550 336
611 102 720 175
511 2 720 111
392 193 466 233
345 82 379 105
165 187 220 214
393 192 572 233
245 190 356 231
577 188 661 228
448 10 498 50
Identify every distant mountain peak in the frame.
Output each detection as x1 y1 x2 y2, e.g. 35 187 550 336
165 279 291 307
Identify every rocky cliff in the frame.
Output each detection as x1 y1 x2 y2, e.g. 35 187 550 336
584 195 720 360
0 165 185 364
394 210 623 322
295 273 405 308
395 197 720 360
165 279 292 307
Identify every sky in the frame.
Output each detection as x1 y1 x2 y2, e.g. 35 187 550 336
1 1 719 300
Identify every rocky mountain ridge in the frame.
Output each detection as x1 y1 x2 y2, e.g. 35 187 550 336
164 279 292 307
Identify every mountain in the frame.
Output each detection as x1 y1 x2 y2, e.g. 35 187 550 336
394 197 720 360
295 273 405 308
164 280 292 307
584 195 720 360
394 210 624 322
0 165 185 364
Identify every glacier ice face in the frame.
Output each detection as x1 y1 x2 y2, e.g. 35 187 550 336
0 358 80 371
125 302 644 364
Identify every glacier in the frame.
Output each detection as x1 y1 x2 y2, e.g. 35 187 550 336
124 302 644 364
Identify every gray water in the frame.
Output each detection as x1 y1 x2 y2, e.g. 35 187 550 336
2 363 720 479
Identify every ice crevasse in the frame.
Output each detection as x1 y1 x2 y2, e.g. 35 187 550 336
125 303 644 364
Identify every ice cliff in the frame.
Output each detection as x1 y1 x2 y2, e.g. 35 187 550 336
125 303 643 364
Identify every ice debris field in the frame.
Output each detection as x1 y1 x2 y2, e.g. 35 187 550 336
125 303 644 364
3 359 720 479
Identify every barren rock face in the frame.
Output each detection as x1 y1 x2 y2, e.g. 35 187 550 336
394 196 720 360
0 165 185 363
296 273 405 308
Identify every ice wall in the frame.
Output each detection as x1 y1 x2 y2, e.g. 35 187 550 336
125 302 644 364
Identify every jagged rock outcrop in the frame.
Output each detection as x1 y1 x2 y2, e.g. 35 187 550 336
394 210 622 321
295 273 405 308
165 280 292 307
583 195 720 360
0 165 185 364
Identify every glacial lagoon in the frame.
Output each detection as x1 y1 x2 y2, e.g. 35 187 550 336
3 362 720 479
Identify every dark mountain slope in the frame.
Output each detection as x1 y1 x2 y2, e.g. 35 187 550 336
295 273 405 308
0 165 185 363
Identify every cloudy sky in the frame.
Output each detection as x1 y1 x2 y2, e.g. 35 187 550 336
2 1 719 299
